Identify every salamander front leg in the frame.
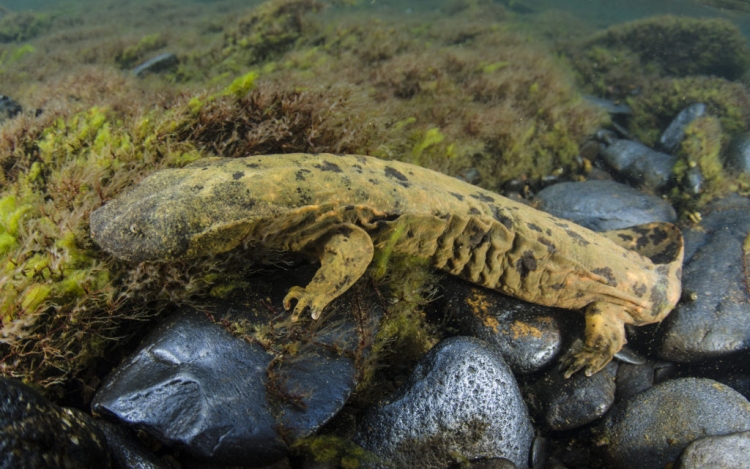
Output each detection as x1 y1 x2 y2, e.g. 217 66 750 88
561 302 627 378
283 223 374 321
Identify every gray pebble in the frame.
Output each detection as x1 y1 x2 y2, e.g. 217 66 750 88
584 95 631 115
597 378 750 469
726 133 750 173
684 167 704 195
354 336 534 469
535 180 677 231
676 430 750 469
658 103 706 153
659 195 750 362
615 360 676 403
523 361 617 431
132 52 179 77
601 139 677 190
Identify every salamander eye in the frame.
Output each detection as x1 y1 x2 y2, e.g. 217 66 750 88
129 223 143 237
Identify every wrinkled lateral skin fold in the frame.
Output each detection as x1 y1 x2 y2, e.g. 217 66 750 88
90 153 684 376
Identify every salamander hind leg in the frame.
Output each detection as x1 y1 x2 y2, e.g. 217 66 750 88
283 223 374 321
561 302 627 378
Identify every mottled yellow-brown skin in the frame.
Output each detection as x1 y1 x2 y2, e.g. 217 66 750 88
90 153 684 376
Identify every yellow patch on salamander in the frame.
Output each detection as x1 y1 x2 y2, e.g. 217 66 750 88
90 153 684 377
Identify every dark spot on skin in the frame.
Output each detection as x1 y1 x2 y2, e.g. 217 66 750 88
527 223 543 233
492 207 512 229
470 193 495 203
246 163 260 169
232 171 244 180
450 192 464 201
202 167 209 170
368 178 380 185
650 241 680 264
618 233 634 242
656 265 670 276
550 283 564 290
566 229 591 246
555 222 569 228
315 161 342 173
592 267 617 287
355 189 369 200
546 229 552 236
469 207 481 215
435 212 450 220
538 237 557 254
407 229 415 238
675 267 682 279
649 228 668 245
633 283 647 297
384 166 409 182
356 156 368 164
295 187 312 205
575 291 585 298
353 164 363 173
649 286 667 316
635 235 650 250
338 225 354 236
515 250 537 279
296 169 311 181
191 185 203 192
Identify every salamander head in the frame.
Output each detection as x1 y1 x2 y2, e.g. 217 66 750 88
90 162 274 263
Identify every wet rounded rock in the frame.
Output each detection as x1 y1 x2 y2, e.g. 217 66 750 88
0 377 111 469
523 361 617 431
600 139 677 190
354 336 534 469
93 303 359 466
658 103 706 153
659 195 750 362
615 360 676 403
93 309 287 466
726 132 750 174
436 279 571 373
676 430 750 469
534 180 677 231
597 378 750 469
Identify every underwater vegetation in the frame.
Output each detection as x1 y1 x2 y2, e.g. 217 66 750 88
562 14 750 211
0 0 746 406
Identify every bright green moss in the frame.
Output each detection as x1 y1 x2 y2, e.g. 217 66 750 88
0 232 17 255
412 127 446 161
216 71 259 99
20 284 52 313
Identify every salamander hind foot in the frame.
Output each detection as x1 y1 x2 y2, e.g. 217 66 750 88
561 302 627 378
560 339 615 378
